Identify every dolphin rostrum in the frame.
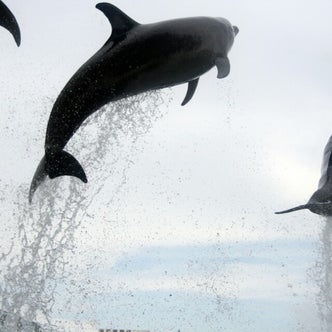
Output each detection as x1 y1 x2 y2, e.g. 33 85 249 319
0 0 20 46
276 136 332 216
29 2 238 202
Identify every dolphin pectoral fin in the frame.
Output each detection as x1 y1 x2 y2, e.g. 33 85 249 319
181 78 199 106
96 3 139 44
47 150 87 183
275 204 310 214
0 0 21 46
215 57 230 79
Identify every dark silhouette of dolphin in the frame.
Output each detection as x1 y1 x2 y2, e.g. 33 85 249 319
0 0 20 46
276 136 332 216
29 2 239 202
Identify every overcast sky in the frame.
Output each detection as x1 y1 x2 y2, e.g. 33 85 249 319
1 0 332 331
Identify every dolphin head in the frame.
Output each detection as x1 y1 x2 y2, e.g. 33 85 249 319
307 188 332 216
275 201 332 216
214 17 239 55
308 201 332 216
275 188 332 217
212 18 238 79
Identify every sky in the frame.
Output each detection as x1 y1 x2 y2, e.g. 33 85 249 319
1 0 332 331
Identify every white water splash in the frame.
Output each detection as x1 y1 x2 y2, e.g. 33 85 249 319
0 91 170 331
315 218 332 331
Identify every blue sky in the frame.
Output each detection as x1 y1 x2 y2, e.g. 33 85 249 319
49 239 320 331
1 0 332 331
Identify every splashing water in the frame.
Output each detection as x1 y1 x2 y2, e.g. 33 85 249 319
315 218 332 331
0 91 170 331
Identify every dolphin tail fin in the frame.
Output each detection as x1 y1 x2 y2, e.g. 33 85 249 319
29 150 87 203
0 1 21 46
275 204 310 214
29 156 47 203
46 150 87 182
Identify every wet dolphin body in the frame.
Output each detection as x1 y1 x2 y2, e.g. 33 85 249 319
0 0 20 46
29 2 239 202
276 136 332 216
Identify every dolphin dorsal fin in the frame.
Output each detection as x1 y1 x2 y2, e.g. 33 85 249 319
96 3 139 44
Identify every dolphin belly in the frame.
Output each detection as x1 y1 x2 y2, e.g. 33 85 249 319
122 52 215 93
45 47 214 150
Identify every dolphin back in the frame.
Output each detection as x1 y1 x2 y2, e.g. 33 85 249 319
0 0 20 46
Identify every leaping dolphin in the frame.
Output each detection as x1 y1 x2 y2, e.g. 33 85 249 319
0 0 20 46
29 2 239 202
276 136 332 216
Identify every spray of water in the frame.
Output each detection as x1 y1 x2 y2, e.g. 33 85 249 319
0 91 170 331
315 218 332 331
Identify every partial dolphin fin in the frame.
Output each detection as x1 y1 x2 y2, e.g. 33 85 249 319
29 156 47 203
29 150 87 203
215 57 230 79
181 78 199 106
0 0 21 46
275 204 310 214
46 150 87 182
318 135 332 188
96 3 139 45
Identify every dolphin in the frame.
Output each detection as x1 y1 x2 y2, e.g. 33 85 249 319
29 2 238 202
276 136 332 216
0 0 20 46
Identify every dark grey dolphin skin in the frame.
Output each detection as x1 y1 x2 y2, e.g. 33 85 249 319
276 136 332 216
0 0 20 46
29 2 238 202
